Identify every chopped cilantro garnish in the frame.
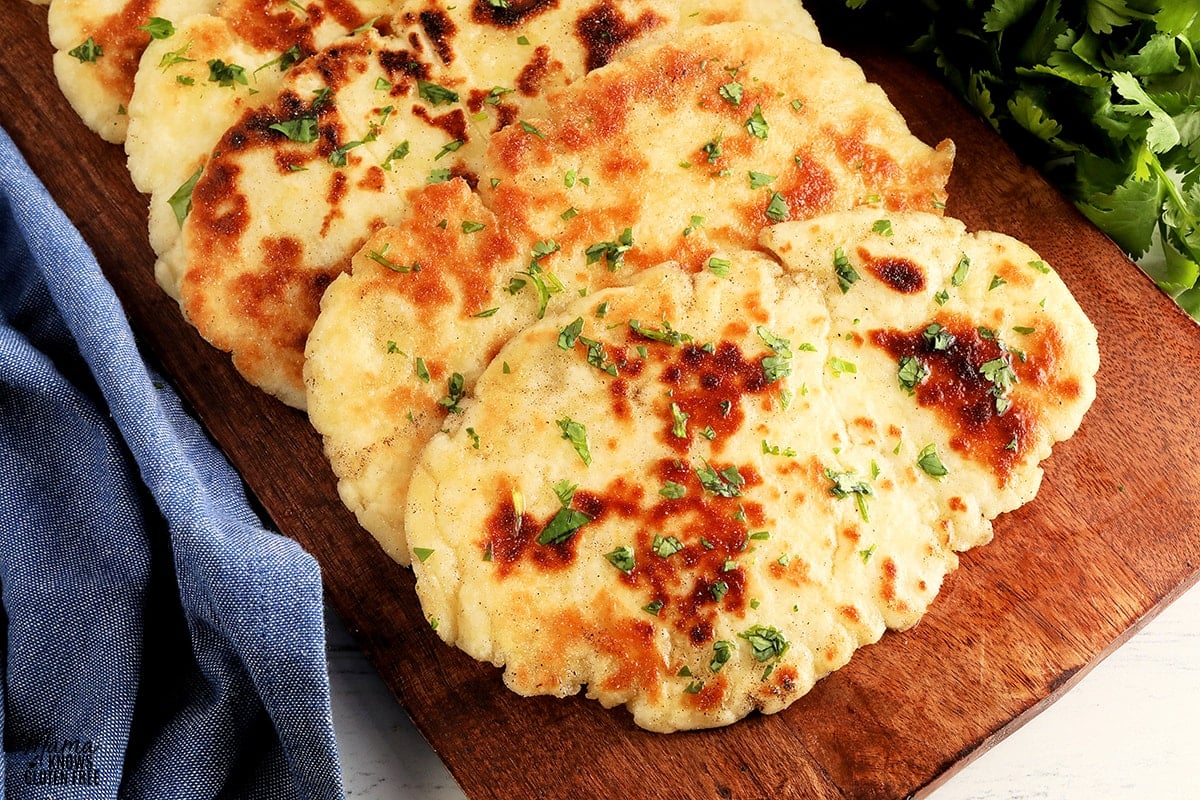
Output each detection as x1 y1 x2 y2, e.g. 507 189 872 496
669 402 690 439
825 468 873 521
653 534 684 556
629 319 687 346
749 171 776 189
833 247 860 293
604 546 635 574
138 17 176 40
584 228 633 271
438 373 466 414
745 104 769 139
537 506 592 545
417 80 458 105
167 167 203 227
739 625 789 662
558 317 584 350
922 322 956 351
765 191 789 222
658 483 686 501
718 81 743 105
897 355 928 394
206 59 247 87
68 38 103 63
270 116 318 143
710 640 734 672
917 443 949 478
556 417 592 465
697 460 745 498
951 254 971 286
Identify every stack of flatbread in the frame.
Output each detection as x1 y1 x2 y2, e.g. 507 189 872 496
38 0 1098 732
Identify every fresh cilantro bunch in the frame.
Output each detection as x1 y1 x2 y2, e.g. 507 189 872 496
830 1 1200 317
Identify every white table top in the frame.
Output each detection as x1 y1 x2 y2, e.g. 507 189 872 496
327 579 1200 799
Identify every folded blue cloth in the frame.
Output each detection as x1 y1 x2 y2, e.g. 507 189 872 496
0 126 342 798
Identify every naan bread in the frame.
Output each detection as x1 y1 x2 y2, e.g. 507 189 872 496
404 211 1097 731
154 4 820 408
48 0 217 143
306 20 953 563
126 0 393 262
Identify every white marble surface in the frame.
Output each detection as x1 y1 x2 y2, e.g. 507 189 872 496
327 580 1200 799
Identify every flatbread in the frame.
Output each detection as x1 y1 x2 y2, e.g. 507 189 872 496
48 0 217 143
126 0 394 262
152 4 820 408
403 211 1098 731
306 21 954 564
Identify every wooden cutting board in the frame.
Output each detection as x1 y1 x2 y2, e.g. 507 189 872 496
5 5 1199 798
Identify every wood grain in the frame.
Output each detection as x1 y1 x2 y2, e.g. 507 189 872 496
4 5 1199 799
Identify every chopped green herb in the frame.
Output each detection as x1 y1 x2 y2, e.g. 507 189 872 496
585 228 633 271
414 357 431 383
670 402 690 439
68 38 103 63
158 40 193 69
382 141 410 170
270 116 318 143
710 640 734 672
558 317 584 350
168 167 203 227
438 373 466 414
519 120 546 139
828 356 857 376
658 482 687 501
557 417 592 466
207 59 247 87
709 581 729 602
765 191 789 222
629 319 687 346
951 254 971 286
461 220 486 234
537 505 592 545
989 274 1007 290
707 256 732 278
859 544 876 564
897 355 928 395
701 136 723 164
922 322 956 351
605 546 635 574
413 547 435 563
366 244 419 273
980 355 1018 415
745 104 769 139
872 218 894 237
653 534 685 557
825 468 873 521
761 439 797 457
833 247 860 293
749 171 776 189
917 443 949 478
719 81 744 105
138 17 176 39
738 625 789 662
417 80 458 105
697 460 745 498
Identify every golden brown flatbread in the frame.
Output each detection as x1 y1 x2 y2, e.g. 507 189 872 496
403 210 1097 731
306 21 954 563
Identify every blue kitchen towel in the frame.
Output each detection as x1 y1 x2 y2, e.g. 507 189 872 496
0 126 343 799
